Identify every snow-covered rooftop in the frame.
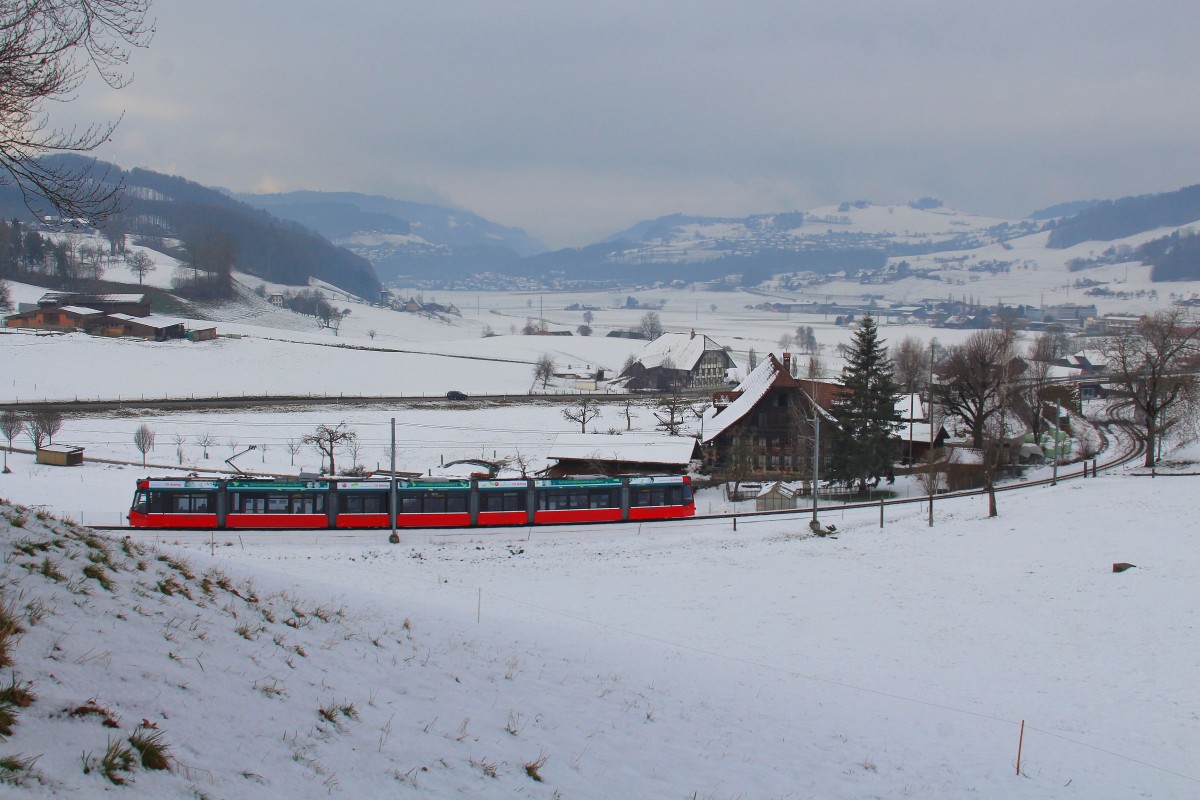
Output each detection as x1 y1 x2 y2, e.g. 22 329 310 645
634 332 724 371
547 433 699 465
107 312 188 329
702 356 783 443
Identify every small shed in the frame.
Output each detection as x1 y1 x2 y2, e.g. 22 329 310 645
36 444 85 466
755 481 801 511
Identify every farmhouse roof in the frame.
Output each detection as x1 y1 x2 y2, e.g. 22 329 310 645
107 312 187 330
546 433 700 466
634 332 726 371
701 354 834 443
895 393 925 421
40 292 147 305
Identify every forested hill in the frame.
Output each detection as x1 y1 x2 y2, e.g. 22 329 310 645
0 159 382 299
1045 184 1200 248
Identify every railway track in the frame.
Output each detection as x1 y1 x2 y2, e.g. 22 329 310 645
102 401 1147 539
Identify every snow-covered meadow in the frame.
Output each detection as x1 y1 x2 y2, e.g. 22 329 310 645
1 230 1198 796
0 439 1195 797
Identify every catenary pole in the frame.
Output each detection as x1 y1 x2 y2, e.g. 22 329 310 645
389 417 399 543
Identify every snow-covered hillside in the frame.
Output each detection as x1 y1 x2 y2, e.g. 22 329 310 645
0 443 1195 797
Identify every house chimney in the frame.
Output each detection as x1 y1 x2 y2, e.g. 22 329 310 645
690 328 696 339
782 352 791 373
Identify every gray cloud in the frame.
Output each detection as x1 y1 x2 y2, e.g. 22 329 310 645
60 0 1200 247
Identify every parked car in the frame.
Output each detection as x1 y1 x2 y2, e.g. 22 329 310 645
445 390 468 400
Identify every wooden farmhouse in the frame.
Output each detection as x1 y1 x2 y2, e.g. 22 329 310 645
620 331 737 391
3 292 212 341
700 353 841 479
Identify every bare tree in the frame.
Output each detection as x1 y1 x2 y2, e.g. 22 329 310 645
936 328 1018 448
124 250 156 285
622 400 636 431
302 422 357 476
171 432 186 464
1036 323 1073 361
1022 330 1067 441
562 397 602 433
77 243 105 282
0 0 154 219
1 409 22 472
133 423 155 467
1101 307 1200 467
27 409 64 448
794 325 819 354
533 353 555 390
286 438 302 466
226 438 240 456
195 431 216 460
506 449 533 478
891 336 927 394
915 448 952 496
638 311 663 340
653 391 695 436
806 354 824 380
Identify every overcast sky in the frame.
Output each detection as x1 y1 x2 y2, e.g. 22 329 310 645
63 0 1200 248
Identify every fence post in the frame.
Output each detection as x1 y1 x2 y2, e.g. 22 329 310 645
880 497 884 528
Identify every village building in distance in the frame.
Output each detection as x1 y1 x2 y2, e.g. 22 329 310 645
619 331 738 391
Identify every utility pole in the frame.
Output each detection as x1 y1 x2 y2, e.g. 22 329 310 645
1051 399 1061 486
811 379 821 524
389 417 399 543
928 342 937 526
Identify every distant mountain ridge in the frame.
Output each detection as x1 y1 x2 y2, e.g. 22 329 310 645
237 191 547 284
1045 184 1200 248
0 158 383 298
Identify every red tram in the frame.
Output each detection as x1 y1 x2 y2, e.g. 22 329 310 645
128 474 695 530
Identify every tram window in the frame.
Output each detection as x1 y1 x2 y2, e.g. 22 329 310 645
589 490 615 509
482 492 524 512
268 496 289 513
400 495 420 514
232 495 265 514
446 493 467 513
633 488 668 507
344 494 385 514
423 494 446 513
132 492 148 514
171 493 211 513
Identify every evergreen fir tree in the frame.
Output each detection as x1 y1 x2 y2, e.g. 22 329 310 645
827 315 902 491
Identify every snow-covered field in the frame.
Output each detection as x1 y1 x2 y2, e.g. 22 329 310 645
0 442 1195 797
1 232 1198 796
